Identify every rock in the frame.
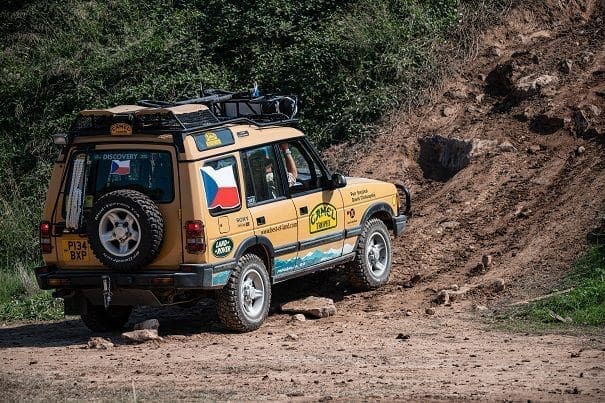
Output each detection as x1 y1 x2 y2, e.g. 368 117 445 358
473 304 489 312
290 314 306 322
515 74 558 96
450 284 459 291
285 333 299 341
401 273 422 288
405 310 413 316
527 144 542 154
87 337 114 349
446 286 470 303
425 307 436 315
281 296 336 319
396 333 410 340
475 93 485 103
440 221 460 230
489 46 503 57
498 141 516 152
470 263 487 276
133 319 159 331
491 278 506 293
434 290 451 305
587 104 602 117
121 329 162 344
576 146 586 155
447 89 468 100
529 114 565 135
573 109 591 135
514 206 531 218
559 59 573 74
442 106 456 117
520 30 551 44
482 254 493 268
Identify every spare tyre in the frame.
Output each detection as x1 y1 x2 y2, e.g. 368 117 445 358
87 189 164 271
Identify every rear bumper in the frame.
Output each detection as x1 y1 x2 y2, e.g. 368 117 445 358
35 261 236 291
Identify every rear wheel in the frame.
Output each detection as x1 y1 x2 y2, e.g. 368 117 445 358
217 254 271 332
346 218 393 291
80 302 132 332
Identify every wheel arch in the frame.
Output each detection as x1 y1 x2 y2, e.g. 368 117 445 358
233 236 274 275
360 202 394 231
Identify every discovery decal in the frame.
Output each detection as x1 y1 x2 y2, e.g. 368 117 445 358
309 203 337 234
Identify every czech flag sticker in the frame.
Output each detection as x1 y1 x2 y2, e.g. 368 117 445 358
110 160 130 175
201 165 240 209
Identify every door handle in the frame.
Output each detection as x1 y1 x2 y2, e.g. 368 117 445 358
300 206 308 215
256 216 266 225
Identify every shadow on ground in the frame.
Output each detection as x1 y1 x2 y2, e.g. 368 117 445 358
0 269 355 348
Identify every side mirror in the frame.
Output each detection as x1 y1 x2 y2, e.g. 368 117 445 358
331 173 347 189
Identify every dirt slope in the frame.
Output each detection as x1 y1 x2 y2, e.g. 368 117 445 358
1 0 604 401
325 0 605 307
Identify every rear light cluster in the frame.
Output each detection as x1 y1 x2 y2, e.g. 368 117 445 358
40 221 52 254
185 220 205 253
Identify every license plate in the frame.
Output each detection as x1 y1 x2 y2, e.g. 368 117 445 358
62 240 90 262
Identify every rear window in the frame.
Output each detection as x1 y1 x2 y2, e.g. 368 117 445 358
63 150 174 223
88 151 173 202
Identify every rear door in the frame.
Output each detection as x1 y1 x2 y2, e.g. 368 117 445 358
197 153 254 271
54 145 181 269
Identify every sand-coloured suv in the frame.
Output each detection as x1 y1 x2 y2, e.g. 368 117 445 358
36 90 411 332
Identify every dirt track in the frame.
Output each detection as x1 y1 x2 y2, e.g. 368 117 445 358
1 291 604 401
1 0 605 400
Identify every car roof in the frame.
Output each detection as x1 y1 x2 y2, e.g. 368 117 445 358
69 103 305 159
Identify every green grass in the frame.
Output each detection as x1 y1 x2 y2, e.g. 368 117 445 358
0 265 63 322
504 247 605 330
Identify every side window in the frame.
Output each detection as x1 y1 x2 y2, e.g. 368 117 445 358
279 140 327 195
200 155 242 216
241 145 285 205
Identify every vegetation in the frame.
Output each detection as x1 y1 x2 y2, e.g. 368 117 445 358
0 0 509 319
506 247 605 330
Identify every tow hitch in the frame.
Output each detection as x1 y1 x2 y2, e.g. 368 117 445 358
102 275 112 309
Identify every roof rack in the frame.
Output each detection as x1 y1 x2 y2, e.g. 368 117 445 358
138 88 298 125
68 89 298 136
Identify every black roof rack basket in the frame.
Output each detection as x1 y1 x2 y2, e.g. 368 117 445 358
138 89 298 126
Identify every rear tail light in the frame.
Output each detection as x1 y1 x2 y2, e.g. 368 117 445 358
185 220 205 253
40 221 52 254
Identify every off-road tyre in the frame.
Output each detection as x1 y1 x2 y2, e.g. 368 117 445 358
87 189 164 272
80 302 132 332
346 218 393 291
217 254 271 332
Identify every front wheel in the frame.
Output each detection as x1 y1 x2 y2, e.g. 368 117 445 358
217 254 271 332
346 218 393 291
